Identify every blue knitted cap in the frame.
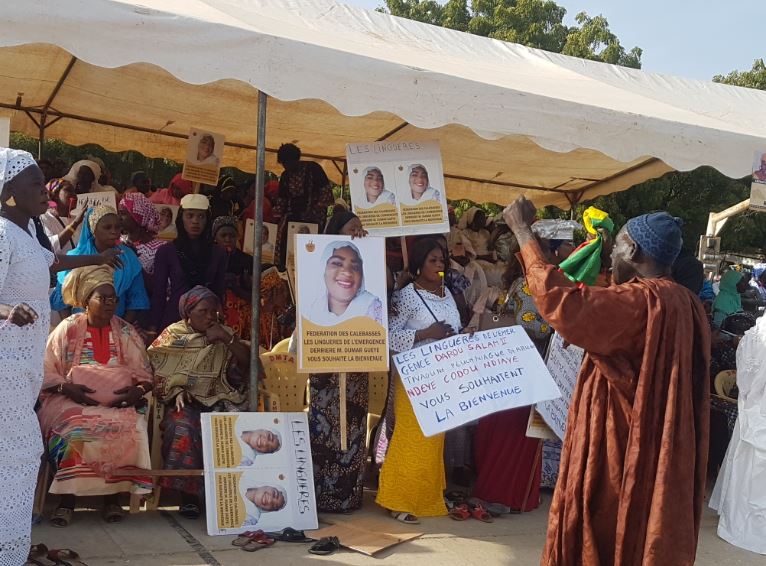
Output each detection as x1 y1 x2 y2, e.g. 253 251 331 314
626 212 683 267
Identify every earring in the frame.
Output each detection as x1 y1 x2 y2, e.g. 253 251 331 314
416 268 421 276
4 196 16 207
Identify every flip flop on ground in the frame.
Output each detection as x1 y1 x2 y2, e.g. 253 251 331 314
390 511 420 524
308 537 340 556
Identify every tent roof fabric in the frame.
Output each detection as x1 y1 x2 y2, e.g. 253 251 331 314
1 0 764 208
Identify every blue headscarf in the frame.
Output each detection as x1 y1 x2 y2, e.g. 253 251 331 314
50 207 147 316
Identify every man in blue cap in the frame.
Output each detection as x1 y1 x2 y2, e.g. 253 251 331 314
504 197 710 566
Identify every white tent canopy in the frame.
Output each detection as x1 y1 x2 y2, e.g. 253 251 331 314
2 0 765 208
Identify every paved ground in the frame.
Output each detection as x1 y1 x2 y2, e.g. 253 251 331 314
30 491 762 565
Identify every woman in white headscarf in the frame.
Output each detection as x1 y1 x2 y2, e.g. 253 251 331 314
63 159 111 194
306 240 383 326
0 148 60 565
710 314 766 554
356 166 396 209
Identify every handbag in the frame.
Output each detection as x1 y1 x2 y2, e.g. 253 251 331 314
478 310 516 331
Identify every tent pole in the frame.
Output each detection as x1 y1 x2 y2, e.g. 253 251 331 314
249 91 268 411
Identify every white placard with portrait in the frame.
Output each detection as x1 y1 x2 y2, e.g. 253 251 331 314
286 222 318 267
182 127 224 186
295 234 389 373
243 219 277 263
750 150 766 212
346 140 449 237
201 412 318 536
153 204 179 240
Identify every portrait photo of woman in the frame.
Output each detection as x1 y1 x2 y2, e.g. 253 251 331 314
305 240 383 326
356 166 396 209
192 134 220 167
404 163 442 204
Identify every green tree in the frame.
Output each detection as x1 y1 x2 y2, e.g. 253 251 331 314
714 58 766 90
382 0 642 68
572 59 766 255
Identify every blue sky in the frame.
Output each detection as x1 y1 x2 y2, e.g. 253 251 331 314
345 0 764 81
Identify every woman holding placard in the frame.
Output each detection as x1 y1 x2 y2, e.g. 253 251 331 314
377 238 459 524
41 178 84 253
301 211 374 513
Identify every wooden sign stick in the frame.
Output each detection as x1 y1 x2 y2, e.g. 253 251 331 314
340 372 348 451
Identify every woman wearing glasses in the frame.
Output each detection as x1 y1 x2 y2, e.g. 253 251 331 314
38 266 153 528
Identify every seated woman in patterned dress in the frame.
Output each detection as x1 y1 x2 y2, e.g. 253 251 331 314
39 265 154 527
148 285 251 519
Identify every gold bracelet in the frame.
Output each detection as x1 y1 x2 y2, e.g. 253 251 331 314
136 384 147 395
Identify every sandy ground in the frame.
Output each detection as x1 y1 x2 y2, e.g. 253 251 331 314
29 490 762 565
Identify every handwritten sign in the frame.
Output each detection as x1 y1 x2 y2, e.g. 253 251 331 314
392 327 561 437
71 191 116 216
201 412 318 536
535 333 585 441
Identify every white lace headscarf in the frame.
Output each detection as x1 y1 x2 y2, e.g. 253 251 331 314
0 147 37 195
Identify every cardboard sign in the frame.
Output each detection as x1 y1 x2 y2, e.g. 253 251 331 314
308 517 422 556
346 140 449 237
535 332 585 441
295 234 389 373
71 191 116 216
526 406 557 440
154 203 178 240
392 327 561 437
201 412 318 536
243 219 277 263
286 222 318 267
182 127 224 185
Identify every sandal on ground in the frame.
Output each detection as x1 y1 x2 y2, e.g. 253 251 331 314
102 503 125 524
389 511 419 524
231 531 260 547
448 503 471 521
179 503 201 519
26 544 58 566
50 507 74 528
445 491 466 505
467 497 510 517
264 527 314 543
308 536 340 556
241 532 275 552
468 502 493 523
47 548 88 566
